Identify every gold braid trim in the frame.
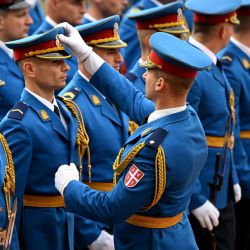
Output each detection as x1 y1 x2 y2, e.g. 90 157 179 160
149 21 184 29
128 120 139 136
113 143 166 211
24 46 65 57
142 145 166 211
229 89 236 124
113 142 145 186
62 98 91 180
88 35 120 45
0 133 15 219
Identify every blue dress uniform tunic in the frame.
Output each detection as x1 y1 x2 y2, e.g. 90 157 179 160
0 49 24 121
59 72 130 247
218 41 250 198
34 21 78 84
63 105 208 250
187 62 238 210
0 89 90 250
60 72 129 182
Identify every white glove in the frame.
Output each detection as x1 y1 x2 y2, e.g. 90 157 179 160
191 200 220 231
55 163 79 196
56 22 93 62
88 230 114 250
233 183 241 203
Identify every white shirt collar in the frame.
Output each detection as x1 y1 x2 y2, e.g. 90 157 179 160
45 16 57 27
78 70 90 82
147 105 186 123
150 0 163 6
231 37 250 58
25 87 58 111
83 13 97 22
0 41 13 58
189 36 217 65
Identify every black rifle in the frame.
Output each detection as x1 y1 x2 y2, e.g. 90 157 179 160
207 115 232 250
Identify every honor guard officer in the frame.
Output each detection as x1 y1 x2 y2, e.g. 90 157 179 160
0 27 95 250
119 0 193 73
125 1 189 94
34 0 86 84
55 26 212 250
0 134 18 249
60 15 128 250
218 1 250 249
0 0 33 121
184 0 242 249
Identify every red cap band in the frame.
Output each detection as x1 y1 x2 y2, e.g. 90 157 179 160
136 14 178 30
0 0 13 4
149 50 197 79
237 7 250 16
194 11 237 24
83 29 115 43
13 40 59 61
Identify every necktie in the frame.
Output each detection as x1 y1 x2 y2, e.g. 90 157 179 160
54 105 60 118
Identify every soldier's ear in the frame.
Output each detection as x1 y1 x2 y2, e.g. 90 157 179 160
155 77 165 92
23 61 36 79
220 24 227 39
0 15 4 31
144 34 151 47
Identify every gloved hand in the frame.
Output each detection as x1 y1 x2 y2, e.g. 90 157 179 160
56 22 92 62
233 183 241 203
88 230 114 250
55 163 79 196
191 200 220 231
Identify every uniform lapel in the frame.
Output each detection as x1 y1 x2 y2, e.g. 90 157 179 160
80 77 123 127
21 90 69 140
58 100 78 152
211 63 226 87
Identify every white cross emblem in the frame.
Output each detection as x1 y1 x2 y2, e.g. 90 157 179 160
124 164 144 188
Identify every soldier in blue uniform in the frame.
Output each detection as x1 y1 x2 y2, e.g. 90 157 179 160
125 1 189 94
218 1 250 249
0 0 33 121
59 15 128 250
184 1 242 249
28 0 45 35
55 25 212 250
0 27 98 250
34 0 86 84
119 0 193 72
0 134 19 249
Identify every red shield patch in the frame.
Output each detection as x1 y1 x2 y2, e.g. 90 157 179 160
124 164 144 188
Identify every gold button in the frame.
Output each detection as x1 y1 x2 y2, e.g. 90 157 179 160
0 207 3 213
